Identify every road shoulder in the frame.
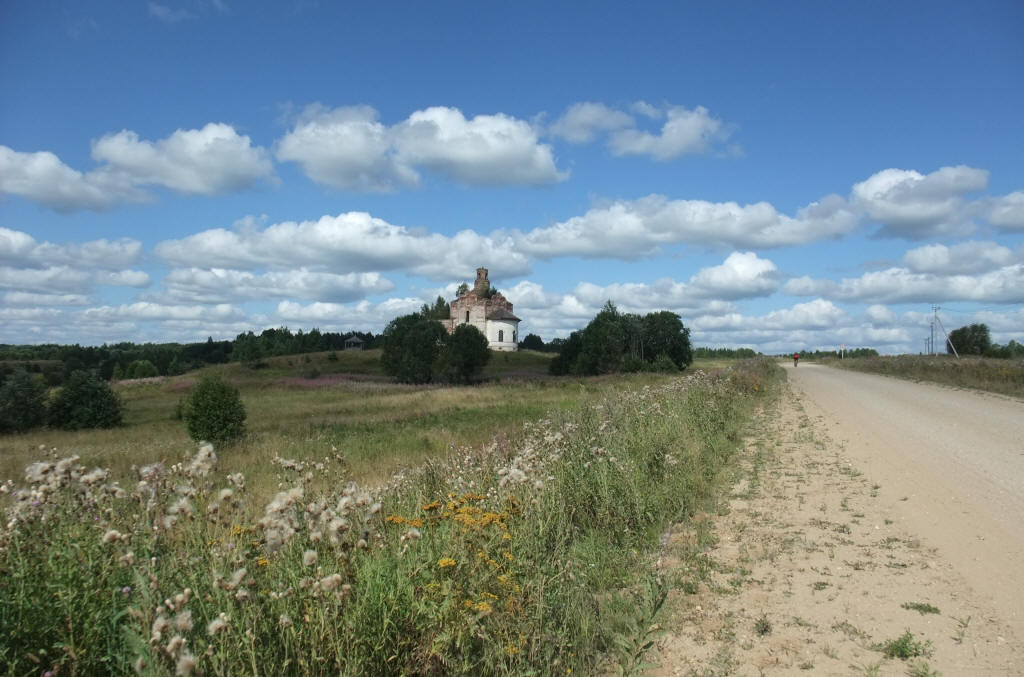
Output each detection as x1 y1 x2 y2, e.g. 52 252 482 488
648 382 1019 676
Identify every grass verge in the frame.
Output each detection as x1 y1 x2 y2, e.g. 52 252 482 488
828 355 1024 398
0 358 780 675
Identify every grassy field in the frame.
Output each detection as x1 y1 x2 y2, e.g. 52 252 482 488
0 352 781 675
0 349 689 504
827 354 1024 398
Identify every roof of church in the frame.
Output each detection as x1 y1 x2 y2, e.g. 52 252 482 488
486 308 521 322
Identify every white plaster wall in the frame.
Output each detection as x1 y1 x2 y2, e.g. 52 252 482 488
486 319 519 351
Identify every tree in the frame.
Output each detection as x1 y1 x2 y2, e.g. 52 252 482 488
381 313 447 384
233 331 263 367
642 311 693 369
182 375 246 443
420 295 450 320
0 369 48 433
549 331 583 375
575 301 627 375
48 370 123 430
456 282 470 297
126 359 158 379
519 333 545 351
948 323 991 356
441 324 491 384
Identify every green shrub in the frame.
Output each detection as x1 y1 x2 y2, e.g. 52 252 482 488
182 375 246 443
126 359 159 379
0 369 48 432
441 324 491 384
47 370 123 430
381 312 447 384
652 353 679 372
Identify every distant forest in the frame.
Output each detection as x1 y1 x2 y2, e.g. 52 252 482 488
0 327 376 386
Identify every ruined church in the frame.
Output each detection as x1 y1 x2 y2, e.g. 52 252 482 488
446 268 520 351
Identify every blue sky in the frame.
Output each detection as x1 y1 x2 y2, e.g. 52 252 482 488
2 1 1022 353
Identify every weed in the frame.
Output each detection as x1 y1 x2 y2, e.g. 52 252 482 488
874 630 933 660
812 581 830 591
854 660 883 676
951 614 971 644
901 601 940 615
754 614 772 636
907 660 942 677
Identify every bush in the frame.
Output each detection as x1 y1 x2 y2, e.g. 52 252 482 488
381 313 447 384
0 369 48 432
48 370 123 430
652 354 679 372
126 359 159 379
442 324 491 384
182 375 246 443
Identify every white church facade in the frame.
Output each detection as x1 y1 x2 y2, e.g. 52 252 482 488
445 268 520 351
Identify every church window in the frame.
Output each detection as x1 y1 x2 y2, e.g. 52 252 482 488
498 330 504 343
465 311 469 323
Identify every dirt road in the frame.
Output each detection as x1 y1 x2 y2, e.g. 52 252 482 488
652 363 1023 675
789 363 1024 640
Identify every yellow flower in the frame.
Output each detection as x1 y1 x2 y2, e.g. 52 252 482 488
256 556 269 567
472 600 493 614
422 500 441 511
437 557 457 568
385 515 406 524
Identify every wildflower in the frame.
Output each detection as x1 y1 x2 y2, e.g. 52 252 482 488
134 657 147 673
279 614 292 629
218 488 233 502
81 468 107 486
172 610 193 632
121 586 132 596
207 613 229 636
472 601 493 614
438 557 457 568
256 556 269 567
317 573 342 592
175 649 196 676
402 527 422 541
165 635 185 655
230 568 247 588
302 550 318 567
235 588 250 602
151 615 170 642
102 529 123 544
422 500 441 511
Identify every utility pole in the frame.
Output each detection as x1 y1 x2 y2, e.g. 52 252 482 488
933 305 959 359
930 306 937 356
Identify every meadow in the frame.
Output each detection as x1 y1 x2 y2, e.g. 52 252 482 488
826 354 1024 399
0 353 781 675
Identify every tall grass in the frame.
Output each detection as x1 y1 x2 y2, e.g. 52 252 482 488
829 355 1024 398
1 359 780 675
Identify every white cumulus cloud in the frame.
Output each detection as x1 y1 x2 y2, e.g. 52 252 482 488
902 241 1018 274
162 268 394 303
987 190 1024 231
851 165 988 238
609 105 731 160
91 123 273 195
514 193 858 258
155 211 531 281
276 104 566 190
0 146 147 212
548 102 634 143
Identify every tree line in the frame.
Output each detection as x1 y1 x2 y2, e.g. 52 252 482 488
0 327 378 387
549 302 693 375
947 323 1024 358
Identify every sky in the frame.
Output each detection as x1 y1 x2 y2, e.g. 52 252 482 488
1 1 1023 354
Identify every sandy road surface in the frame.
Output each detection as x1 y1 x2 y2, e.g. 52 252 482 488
651 364 1022 675
789 363 1024 640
